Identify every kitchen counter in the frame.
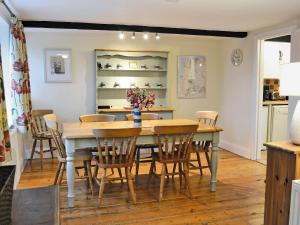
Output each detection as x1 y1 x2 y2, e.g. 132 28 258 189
97 107 175 113
263 100 288 106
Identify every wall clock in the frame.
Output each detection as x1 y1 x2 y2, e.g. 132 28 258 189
231 48 243 66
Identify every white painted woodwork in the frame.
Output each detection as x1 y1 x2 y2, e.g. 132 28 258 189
95 50 168 109
289 180 300 225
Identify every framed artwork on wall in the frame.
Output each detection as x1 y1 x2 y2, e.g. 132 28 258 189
44 49 72 83
177 55 206 98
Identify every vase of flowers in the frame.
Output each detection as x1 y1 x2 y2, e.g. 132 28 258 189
126 87 155 127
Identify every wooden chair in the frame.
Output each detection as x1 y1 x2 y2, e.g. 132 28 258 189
44 114 94 195
30 109 57 169
79 114 116 178
149 124 198 201
93 127 141 204
126 113 160 183
79 114 115 123
190 111 218 176
126 113 160 121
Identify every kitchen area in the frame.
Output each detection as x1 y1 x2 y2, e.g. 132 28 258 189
259 35 290 164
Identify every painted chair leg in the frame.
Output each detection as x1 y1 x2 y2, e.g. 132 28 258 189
58 163 65 185
179 163 183 189
30 139 37 165
159 164 166 202
40 139 44 169
172 163 177 180
126 167 136 204
93 164 99 179
98 169 107 205
183 163 193 198
49 139 54 159
196 152 203 176
135 148 140 184
86 161 94 196
54 162 62 185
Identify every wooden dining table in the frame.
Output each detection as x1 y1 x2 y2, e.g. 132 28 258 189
62 119 223 207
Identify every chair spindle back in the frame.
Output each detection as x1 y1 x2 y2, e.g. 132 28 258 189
79 114 116 122
44 114 66 159
93 128 141 167
196 111 218 126
126 113 160 121
31 109 53 137
154 125 198 162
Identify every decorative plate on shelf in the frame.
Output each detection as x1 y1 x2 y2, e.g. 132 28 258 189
231 48 243 66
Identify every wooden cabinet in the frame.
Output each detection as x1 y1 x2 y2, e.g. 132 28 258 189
264 142 300 225
95 49 168 109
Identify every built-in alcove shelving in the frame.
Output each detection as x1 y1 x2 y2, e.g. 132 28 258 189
95 49 168 109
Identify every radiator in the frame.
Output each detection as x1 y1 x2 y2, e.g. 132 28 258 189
289 180 300 225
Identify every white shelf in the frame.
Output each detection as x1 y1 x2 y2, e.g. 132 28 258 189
96 49 168 109
97 87 167 90
98 69 167 72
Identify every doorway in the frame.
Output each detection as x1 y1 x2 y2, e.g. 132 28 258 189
256 35 291 165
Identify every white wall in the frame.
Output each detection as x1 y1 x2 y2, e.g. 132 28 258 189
26 30 223 123
288 27 300 131
25 17 300 161
218 37 256 158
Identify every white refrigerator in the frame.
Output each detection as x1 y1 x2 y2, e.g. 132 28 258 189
270 105 288 142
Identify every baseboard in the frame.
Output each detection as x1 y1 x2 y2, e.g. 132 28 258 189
219 140 251 159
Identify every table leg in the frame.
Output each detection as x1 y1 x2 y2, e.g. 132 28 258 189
65 139 75 207
210 132 219 192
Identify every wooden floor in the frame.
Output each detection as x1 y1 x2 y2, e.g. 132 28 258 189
18 150 266 225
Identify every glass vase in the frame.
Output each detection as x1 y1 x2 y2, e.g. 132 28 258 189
133 107 142 127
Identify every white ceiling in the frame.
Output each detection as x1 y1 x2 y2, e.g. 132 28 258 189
9 0 300 32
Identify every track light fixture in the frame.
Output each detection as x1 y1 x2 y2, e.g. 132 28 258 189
155 33 160 40
131 32 136 39
118 31 160 40
143 32 149 40
118 31 125 40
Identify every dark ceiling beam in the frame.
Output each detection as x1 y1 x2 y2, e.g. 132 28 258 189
22 20 248 38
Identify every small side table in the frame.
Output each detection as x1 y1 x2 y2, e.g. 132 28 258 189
264 141 300 225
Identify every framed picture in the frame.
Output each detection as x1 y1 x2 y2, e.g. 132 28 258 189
177 55 207 98
44 49 72 82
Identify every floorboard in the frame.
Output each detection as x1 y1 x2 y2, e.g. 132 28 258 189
18 150 266 225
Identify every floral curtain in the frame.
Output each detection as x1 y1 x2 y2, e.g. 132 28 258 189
10 20 32 133
0 45 11 162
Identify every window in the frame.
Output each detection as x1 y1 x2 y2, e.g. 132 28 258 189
0 16 13 126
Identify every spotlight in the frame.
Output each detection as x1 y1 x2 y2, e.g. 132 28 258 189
143 33 149 40
131 32 136 39
155 33 160 40
119 31 125 40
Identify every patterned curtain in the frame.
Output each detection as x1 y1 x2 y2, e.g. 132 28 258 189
10 20 32 133
0 46 11 162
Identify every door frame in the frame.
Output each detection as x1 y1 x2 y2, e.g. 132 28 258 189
253 25 296 160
